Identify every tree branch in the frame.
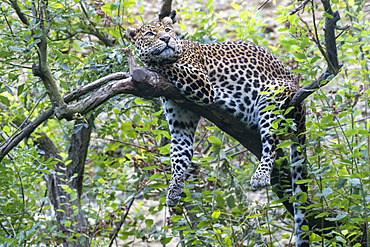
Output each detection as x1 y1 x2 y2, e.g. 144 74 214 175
31 2 66 110
158 0 173 21
0 73 128 162
34 130 89 247
288 0 341 107
9 0 30 26
289 0 310 16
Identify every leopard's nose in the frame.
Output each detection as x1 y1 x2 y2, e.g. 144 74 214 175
160 36 170 44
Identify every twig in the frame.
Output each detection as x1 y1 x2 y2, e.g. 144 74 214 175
108 189 143 247
335 24 350 39
289 0 310 15
0 204 36 216
17 170 25 208
79 1 114 47
0 219 13 237
325 116 370 131
297 12 313 38
1 93 46 148
0 209 16 237
0 60 33 69
1 7 15 37
39 190 48 213
311 0 336 75
258 0 270 10
102 137 157 153
290 0 341 107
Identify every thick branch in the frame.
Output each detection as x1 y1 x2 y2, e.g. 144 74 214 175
321 0 340 72
34 129 89 247
0 73 128 161
158 0 173 21
30 3 66 110
67 116 93 199
288 70 334 107
64 72 129 102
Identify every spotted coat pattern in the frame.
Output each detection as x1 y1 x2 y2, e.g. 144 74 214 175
127 17 309 247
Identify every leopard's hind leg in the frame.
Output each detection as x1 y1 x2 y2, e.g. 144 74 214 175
162 99 200 207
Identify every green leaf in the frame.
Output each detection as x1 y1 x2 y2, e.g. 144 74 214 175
17 83 25 96
208 136 222 147
150 183 167 189
345 129 358 137
322 187 333 197
215 194 225 208
206 0 214 9
102 4 113 17
134 98 147 105
141 165 158 170
315 212 329 219
150 174 164 181
277 141 295 149
336 178 347 189
0 95 10 106
97 178 105 184
326 212 348 222
321 115 333 125
295 53 307 60
323 12 334 18
262 105 275 112
60 63 70 71
226 195 235 208
245 214 262 219
231 2 240 10
145 219 154 227
211 210 221 219
348 178 360 187
301 225 309 231
191 192 203 200
160 237 172 245
171 215 183 221
70 190 77 201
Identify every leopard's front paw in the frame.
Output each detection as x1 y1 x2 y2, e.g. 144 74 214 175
250 172 270 189
166 177 185 207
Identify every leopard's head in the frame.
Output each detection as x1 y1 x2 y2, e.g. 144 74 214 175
127 17 182 65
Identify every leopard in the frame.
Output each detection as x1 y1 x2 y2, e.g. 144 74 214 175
127 17 309 247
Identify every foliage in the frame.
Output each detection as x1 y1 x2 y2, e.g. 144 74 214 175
0 0 369 246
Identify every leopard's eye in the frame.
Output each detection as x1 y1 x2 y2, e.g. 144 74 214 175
144 32 155 37
165 28 171 32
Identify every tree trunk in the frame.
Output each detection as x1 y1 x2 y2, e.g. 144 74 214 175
34 117 93 247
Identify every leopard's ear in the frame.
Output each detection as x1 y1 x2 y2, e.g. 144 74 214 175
161 16 173 26
126 27 138 43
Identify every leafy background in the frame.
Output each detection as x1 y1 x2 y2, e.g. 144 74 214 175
0 0 369 246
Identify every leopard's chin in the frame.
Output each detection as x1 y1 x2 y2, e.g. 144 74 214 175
160 46 175 55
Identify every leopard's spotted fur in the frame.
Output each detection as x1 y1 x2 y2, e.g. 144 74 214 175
127 17 309 247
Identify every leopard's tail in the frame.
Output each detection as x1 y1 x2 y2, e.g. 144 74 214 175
290 103 309 247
